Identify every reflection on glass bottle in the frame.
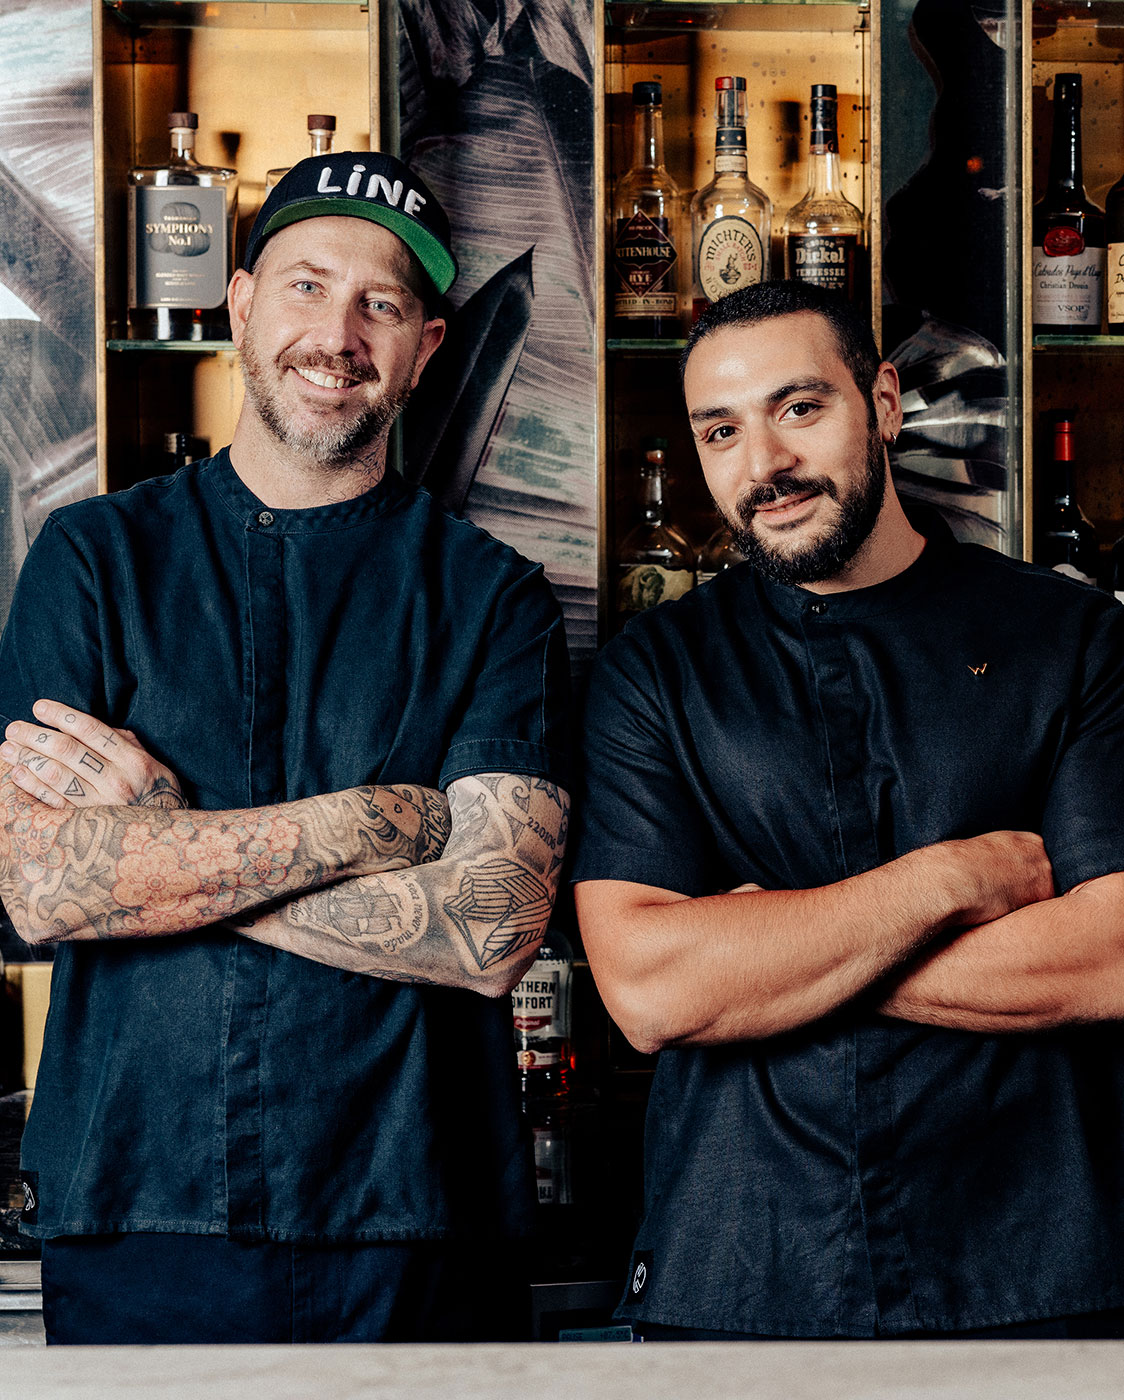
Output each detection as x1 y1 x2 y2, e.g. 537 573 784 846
696 521 746 585
616 439 695 626
1037 414 1099 586
266 114 337 193
512 927 572 1100
127 112 238 342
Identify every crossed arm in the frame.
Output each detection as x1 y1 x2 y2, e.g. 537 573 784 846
576 831 1124 1050
0 701 569 997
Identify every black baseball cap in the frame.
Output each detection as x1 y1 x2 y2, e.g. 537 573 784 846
243 150 458 295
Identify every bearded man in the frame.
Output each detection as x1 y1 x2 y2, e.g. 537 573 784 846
0 153 570 1343
574 280 1124 1340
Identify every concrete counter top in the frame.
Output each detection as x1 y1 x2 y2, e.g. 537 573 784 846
4 1341 1124 1400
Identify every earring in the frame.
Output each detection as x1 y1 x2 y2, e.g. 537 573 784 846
887 431 898 447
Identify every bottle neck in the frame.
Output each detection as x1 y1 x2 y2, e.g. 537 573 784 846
169 128 197 161
631 102 665 172
639 460 666 524
309 130 334 157
1052 423 1077 502
1047 88 1085 198
806 102 843 195
713 82 748 176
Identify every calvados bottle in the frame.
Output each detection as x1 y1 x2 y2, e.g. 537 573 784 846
783 84 865 303
695 521 746 585
611 82 683 338
616 438 696 625
1032 73 1105 336
690 76 772 320
1104 160 1124 334
512 927 573 1101
1037 414 1100 585
265 114 337 194
128 113 238 342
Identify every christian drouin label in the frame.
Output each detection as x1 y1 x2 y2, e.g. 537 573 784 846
1032 242 1105 326
1108 242 1124 325
790 234 858 297
617 564 693 614
697 215 764 303
613 211 678 318
129 186 229 310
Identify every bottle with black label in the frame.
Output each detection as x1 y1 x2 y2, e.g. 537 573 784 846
127 113 238 343
1032 73 1105 335
783 84 865 303
690 76 772 320
611 82 683 338
512 927 573 1101
265 113 337 194
616 438 695 626
1037 414 1100 585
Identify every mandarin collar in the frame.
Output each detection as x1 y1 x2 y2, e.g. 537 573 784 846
202 446 410 533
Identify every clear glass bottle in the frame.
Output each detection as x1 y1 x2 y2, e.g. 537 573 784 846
1037 415 1100 585
127 112 238 342
1032 73 1105 335
512 927 573 1101
265 113 337 193
616 438 695 625
610 82 684 339
695 521 746 585
783 84 866 304
690 76 772 321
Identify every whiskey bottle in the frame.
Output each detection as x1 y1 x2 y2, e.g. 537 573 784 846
616 438 695 624
695 521 746 585
1032 73 1105 335
611 82 683 338
128 113 238 342
265 114 337 193
690 76 771 320
783 84 865 303
1037 415 1100 585
512 927 573 1101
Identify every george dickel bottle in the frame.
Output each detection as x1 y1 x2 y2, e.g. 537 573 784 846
611 82 684 339
127 113 238 342
1037 414 1100 585
1032 73 1105 336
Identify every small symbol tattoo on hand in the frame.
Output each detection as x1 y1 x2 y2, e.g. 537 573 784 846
79 753 105 775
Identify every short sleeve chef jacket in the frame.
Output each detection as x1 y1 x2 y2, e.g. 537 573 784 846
574 522 1124 1335
3 450 571 1244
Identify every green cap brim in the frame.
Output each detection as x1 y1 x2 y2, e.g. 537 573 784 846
258 198 457 295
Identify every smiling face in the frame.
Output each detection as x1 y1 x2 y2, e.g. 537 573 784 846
684 310 909 591
228 216 444 475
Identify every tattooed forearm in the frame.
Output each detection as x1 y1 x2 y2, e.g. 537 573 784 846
230 773 570 997
0 766 451 945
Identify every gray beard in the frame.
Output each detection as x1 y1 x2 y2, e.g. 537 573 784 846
724 429 887 588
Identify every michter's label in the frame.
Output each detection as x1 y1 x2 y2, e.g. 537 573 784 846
1108 242 1124 325
613 211 678 318
129 186 229 309
1032 226 1105 326
790 234 858 296
617 564 693 614
697 215 764 303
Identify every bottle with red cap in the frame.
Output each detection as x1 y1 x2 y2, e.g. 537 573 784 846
1037 413 1100 585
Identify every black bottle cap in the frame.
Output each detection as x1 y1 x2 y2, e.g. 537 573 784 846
811 83 837 101
632 82 662 105
307 114 336 130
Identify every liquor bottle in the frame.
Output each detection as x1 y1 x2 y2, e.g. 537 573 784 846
695 521 746 585
1032 73 1105 335
782 84 865 303
163 432 196 473
1104 165 1124 334
690 76 772 320
610 82 683 338
265 114 337 193
1037 415 1100 585
127 113 238 342
616 438 696 624
512 927 573 1100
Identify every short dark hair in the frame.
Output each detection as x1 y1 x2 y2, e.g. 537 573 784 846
680 281 882 406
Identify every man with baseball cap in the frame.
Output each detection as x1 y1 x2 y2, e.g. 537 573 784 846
0 152 571 1343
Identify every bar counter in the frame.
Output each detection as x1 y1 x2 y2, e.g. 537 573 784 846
5 1341 1124 1399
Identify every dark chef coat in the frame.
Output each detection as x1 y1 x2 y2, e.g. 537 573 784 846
0 450 570 1243
574 519 1124 1335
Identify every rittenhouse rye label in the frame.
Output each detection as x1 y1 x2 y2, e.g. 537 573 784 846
1033 227 1105 329
613 211 678 319
697 214 764 303
789 233 858 297
129 186 229 310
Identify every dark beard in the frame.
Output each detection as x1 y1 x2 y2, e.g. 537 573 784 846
240 336 414 468
725 429 887 587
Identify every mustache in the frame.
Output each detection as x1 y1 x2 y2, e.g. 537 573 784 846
735 475 838 519
279 350 380 385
